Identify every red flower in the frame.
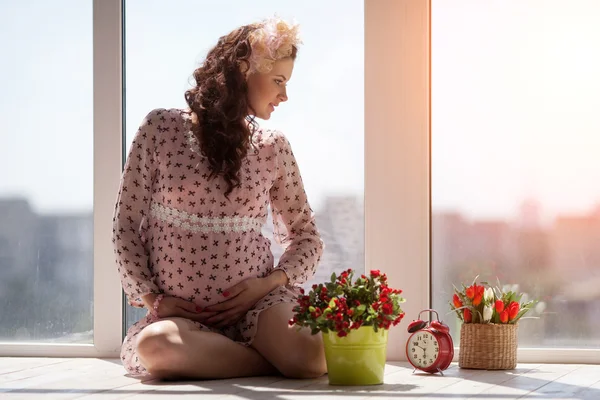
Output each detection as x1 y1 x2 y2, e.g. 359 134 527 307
382 303 394 315
453 294 463 308
495 299 505 313
465 285 475 300
476 285 485 297
392 313 405 326
464 308 472 323
500 310 509 323
288 269 405 335
378 320 392 329
508 301 520 321
472 294 483 306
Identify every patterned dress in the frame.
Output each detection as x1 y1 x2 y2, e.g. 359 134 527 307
112 108 323 375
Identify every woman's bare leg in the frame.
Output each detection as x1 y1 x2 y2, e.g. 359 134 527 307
251 303 327 379
136 317 278 380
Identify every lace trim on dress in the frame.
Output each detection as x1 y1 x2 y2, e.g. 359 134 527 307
150 202 262 233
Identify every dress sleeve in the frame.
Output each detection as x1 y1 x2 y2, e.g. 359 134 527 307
112 109 162 307
269 132 324 287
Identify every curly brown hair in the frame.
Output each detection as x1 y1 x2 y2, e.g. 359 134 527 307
184 24 298 198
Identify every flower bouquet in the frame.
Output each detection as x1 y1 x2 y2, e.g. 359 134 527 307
449 277 539 370
290 269 406 385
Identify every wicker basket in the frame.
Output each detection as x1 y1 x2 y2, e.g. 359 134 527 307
459 323 518 370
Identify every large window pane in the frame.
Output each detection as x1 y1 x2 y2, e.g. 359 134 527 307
432 0 600 348
0 0 93 343
123 1 364 329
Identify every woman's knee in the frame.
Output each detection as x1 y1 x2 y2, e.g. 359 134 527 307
277 333 327 379
136 320 184 378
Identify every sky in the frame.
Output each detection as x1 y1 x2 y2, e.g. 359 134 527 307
432 0 600 222
0 0 364 214
1 0 599 223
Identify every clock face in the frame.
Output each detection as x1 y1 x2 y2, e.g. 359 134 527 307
408 330 439 369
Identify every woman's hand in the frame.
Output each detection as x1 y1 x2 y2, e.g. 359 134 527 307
141 294 217 323
203 271 288 328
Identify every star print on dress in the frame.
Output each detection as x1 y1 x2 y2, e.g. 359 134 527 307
112 108 323 376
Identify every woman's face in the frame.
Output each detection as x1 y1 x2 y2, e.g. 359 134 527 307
246 57 294 120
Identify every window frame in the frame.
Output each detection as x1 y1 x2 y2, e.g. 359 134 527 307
0 0 123 358
1 0 597 364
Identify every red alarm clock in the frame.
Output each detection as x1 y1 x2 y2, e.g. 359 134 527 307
405 309 454 375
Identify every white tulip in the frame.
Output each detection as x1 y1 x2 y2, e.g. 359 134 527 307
484 287 494 303
511 284 520 293
521 293 529 304
483 305 493 322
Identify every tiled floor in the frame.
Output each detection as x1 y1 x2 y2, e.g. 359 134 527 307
0 358 599 399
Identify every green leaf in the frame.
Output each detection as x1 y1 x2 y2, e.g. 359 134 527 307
328 298 337 309
356 304 367 316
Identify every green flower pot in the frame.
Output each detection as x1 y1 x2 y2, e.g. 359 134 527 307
322 326 388 385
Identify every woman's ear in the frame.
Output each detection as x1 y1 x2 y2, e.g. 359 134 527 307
239 60 251 79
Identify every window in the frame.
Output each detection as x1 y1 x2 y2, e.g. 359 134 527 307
0 0 93 344
7 0 594 362
432 0 600 348
123 0 364 330
0 0 415 361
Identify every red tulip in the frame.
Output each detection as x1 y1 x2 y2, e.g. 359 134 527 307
508 301 520 320
495 299 505 313
500 310 509 323
464 308 472 323
466 285 475 299
473 294 483 306
453 294 463 308
476 285 485 297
